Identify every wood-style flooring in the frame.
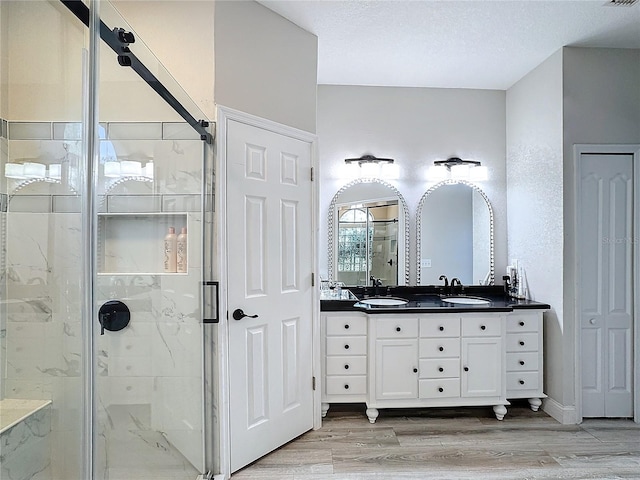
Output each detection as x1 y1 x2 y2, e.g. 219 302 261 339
231 402 640 479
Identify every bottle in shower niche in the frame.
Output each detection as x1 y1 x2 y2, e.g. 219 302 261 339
164 227 177 273
177 227 188 273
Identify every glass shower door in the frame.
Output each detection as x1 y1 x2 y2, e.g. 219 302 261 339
91 2 211 478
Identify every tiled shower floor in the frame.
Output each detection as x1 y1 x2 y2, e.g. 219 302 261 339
103 405 199 480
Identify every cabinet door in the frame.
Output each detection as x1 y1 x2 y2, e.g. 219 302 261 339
375 339 418 400
461 337 502 398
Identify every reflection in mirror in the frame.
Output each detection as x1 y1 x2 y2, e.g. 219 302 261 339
329 179 409 285
337 200 399 285
416 180 494 286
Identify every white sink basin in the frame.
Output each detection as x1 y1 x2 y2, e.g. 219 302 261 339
442 296 490 305
359 297 409 306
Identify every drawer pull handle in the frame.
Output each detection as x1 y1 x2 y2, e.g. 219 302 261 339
344 344 350 350
439 346 444 352
344 384 350 389
439 325 444 331
519 380 525 385
396 327 402 332
519 360 525 366
344 324 350 329
344 364 350 370
438 367 444 372
480 325 486 331
519 341 525 346
413 368 418 373
438 387 444 393
464 366 469 372
519 321 525 327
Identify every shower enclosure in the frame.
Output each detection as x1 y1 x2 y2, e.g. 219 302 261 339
0 1 214 479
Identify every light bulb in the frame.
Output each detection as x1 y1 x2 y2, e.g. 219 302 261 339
427 165 449 181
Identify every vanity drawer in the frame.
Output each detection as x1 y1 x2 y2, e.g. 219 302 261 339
326 356 367 375
326 316 367 336
419 378 460 399
376 317 419 338
506 315 539 333
461 316 502 337
325 375 367 395
420 317 460 338
419 338 460 358
506 352 539 372
506 333 538 352
507 371 539 391
418 358 460 379
326 336 367 355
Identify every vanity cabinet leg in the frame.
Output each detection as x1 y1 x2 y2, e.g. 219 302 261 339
528 398 542 412
366 407 379 424
321 403 330 418
493 405 507 421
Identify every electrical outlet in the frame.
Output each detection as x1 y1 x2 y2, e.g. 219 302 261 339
421 258 432 268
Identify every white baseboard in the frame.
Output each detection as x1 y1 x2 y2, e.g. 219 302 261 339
543 397 578 424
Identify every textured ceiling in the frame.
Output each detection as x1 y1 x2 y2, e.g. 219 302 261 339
259 0 640 90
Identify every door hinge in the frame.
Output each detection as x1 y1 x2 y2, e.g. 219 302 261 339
311 167 314 181
312 376 316 390
311 272 315 287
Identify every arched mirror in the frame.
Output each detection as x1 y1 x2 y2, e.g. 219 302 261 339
416 180 494 285
329 179 409 285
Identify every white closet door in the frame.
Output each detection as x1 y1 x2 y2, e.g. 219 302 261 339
579 153 634 418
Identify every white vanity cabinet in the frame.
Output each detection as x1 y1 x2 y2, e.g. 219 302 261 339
321 313 369 417
366 313 508 423
505 310 546 411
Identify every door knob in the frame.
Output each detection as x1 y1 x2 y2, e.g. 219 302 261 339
232 309 258 321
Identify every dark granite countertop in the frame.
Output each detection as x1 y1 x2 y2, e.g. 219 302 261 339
320 285 550 314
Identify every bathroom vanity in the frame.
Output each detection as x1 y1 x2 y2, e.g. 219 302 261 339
320 288 549 422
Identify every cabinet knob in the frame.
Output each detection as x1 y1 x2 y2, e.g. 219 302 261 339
438 387 444 393
344 344 350 350
396 326 402 332
519 360 525 366
344 384 350 390
519 379 525 385
464 366 469 372
413 368 418 373
439 325 444 331
344 364 350 370
519 321 525 327
519 340 525 346
439 346 444 352
438 367 444 372
589 318 596 325
344 324 350 329
480 325 486 331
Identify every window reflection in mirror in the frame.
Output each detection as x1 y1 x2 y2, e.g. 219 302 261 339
328 179 409 285
337 201 399 285
417 181 494 286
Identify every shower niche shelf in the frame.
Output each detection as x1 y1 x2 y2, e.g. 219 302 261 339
97 212 188 275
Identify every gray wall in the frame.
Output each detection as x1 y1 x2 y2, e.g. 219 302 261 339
506 46 640 418
214 0 318 133
506 50 564 409
318 85 507 284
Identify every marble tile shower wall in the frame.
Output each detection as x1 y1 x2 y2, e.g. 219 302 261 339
1 119 7 401
2 120 205 477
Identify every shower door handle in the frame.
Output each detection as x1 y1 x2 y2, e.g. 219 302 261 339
232 309 258 321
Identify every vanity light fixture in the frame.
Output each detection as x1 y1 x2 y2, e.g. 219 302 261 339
344 154 397 179
430 156 488 182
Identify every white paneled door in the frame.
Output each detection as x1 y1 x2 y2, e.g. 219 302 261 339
226 119 314 472
579 153 634 418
